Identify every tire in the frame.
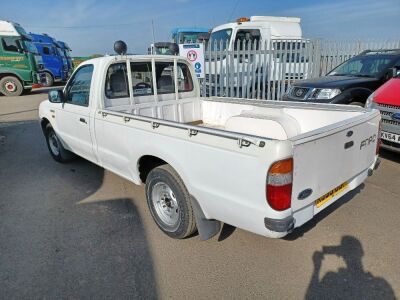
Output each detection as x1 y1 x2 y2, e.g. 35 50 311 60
349 102 364 107
42 72 54 87
0 76 23 97
44 124 74 163
146 164 197 239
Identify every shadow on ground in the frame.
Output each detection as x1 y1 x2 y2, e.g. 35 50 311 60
305 235 396 299
0 121 157 298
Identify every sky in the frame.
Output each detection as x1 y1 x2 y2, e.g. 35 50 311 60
1 0 399 56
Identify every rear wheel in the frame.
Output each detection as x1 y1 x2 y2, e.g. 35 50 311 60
42 72 54 87
0 76 23 97
44 124 74 163
146 165 197 239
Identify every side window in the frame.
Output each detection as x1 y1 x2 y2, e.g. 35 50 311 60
155 62 175 95
43 46 50 55
177 63 193 92
105 63 129 99
131 62 153 96
2 37 19 52
65 65 94 106
234 29 261 50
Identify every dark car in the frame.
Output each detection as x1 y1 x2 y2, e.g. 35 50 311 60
282 49 400 105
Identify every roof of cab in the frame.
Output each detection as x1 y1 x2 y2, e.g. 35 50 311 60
171 27 209 34
79 54 190 66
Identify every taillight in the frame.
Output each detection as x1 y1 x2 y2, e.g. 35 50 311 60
376 121 382 155
266 158 293 211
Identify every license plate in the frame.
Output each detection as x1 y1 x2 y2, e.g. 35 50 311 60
315 182 348 208
381 131 400 143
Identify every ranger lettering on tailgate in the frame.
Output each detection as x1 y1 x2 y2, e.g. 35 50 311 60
360 134 376 150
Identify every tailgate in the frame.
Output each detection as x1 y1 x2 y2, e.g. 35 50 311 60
291 112 380 212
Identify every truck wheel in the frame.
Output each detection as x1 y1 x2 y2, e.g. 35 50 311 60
0 76 23 97
43 72 54 87
146 165 197 239
44 124 74 163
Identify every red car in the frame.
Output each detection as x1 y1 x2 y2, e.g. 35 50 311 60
366 75 400 153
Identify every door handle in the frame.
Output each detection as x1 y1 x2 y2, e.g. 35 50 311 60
79 117 87 124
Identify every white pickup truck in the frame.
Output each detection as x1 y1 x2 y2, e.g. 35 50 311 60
39 46 381 240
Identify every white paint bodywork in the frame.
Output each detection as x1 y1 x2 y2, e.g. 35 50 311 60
39 55 380 238
207 16 306 89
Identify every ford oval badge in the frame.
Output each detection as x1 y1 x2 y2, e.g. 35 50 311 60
392 113 400 121
298 188 313 200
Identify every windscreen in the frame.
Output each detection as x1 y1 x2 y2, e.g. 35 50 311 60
177 32 207 44
23 40 39 54
329 55 395 78
209 28 232 50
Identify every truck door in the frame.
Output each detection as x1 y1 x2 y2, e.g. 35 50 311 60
42 45 60 79
55 64 96 162
0 37 29 77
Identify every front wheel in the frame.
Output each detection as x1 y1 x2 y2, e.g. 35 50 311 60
44 124 74 163
0 76 23 97
146 165 197 239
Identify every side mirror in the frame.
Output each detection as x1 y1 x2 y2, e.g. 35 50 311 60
48 90 64 103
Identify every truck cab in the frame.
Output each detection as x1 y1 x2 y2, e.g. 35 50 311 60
171 27 210 45
57 40 73 75
206 16 305 97
30 33 69 87
0 20 44 96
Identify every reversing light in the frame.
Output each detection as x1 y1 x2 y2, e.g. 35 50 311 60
266 158 293 211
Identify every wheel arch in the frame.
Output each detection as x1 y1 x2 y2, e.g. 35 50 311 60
0 72 23 83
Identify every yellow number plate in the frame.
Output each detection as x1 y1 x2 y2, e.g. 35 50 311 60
315 182 348 208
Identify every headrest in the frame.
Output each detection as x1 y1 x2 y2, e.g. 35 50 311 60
110 70 127 93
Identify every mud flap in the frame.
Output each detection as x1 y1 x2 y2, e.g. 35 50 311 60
191 197 221 240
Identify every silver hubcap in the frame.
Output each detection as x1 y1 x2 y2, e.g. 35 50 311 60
5 81 16 92
45 74 52 85
48 132 60 156
152 182 180 228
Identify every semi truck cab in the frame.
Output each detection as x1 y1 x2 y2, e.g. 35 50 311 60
57 40 73 75
0 20 44 96
30 33 69 87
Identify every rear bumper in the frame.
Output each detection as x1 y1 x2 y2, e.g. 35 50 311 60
264 216 295 233
381 140 400 153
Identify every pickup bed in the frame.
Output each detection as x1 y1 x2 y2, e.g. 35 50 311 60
39 53 380 240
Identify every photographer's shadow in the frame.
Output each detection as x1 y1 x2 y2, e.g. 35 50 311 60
305 236 396 300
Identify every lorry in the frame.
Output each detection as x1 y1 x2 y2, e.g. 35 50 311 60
0 20 44 96
283 49 400 105
148 28 209 55
171 27 210 45
39 42 381 240
205 16 307 98
366 74 400 153
30 33 69 87
57 40 73 74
